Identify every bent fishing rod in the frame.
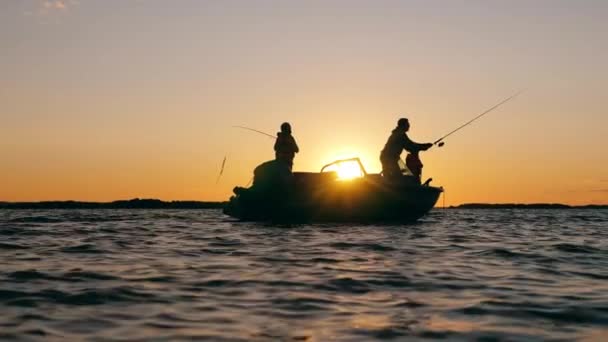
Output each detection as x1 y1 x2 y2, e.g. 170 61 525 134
433 90 523 147
223 126 274 186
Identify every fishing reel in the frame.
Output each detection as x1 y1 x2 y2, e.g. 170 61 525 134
433 141 445 148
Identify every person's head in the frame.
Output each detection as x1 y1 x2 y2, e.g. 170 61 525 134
396 118 410 132
280 122 292 134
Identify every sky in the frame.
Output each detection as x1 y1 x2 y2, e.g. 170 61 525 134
1 0 607 205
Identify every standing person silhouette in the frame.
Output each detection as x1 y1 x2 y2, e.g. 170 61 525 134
274 122 299 171
380 118 432 179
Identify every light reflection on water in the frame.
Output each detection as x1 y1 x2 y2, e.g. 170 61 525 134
0 208 607 341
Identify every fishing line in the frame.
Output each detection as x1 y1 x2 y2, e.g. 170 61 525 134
433 90 523 146
232 125 276 139
227 125 276 187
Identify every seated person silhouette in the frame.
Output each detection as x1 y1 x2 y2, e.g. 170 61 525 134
406 151 423 184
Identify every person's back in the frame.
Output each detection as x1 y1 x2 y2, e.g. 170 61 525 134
274 122 299 170
380 129 406 161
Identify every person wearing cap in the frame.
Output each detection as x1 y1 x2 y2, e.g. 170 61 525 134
274 122 299 171
380 118 432 179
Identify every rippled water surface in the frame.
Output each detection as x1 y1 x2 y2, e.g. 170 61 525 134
1 209 607 341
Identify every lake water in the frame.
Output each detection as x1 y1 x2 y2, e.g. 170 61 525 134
1 209 607 341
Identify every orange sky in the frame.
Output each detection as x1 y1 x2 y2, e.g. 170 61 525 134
1 1 607 205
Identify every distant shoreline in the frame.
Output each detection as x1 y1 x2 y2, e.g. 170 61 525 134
447 203 607 209
0 199 226 209
0 199 606 209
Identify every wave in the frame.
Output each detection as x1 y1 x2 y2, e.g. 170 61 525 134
0 287 164 307
552 243 603 254
60 244 105 254
0 242 28 250
329 242 397 251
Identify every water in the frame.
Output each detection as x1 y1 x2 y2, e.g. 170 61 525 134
1 209 607 341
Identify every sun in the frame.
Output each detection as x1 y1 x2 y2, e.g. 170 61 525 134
335 161 364 180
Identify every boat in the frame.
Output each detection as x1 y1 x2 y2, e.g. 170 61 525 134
223 157 443 222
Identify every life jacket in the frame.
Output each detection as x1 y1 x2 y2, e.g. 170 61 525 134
274 132 299 159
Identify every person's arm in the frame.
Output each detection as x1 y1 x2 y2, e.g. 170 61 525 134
403 134 432 152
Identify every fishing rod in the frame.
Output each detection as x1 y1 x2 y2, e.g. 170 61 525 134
226 126 274 187
433 90 523 147
232 125 275 139
215 155 227 184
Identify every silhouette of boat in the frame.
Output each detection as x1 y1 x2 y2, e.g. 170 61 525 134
223 158 443 222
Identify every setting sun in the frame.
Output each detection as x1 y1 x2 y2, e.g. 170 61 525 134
337 163 364 180
323 159 365 180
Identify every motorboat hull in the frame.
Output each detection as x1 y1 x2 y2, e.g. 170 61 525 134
223 172 442 223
